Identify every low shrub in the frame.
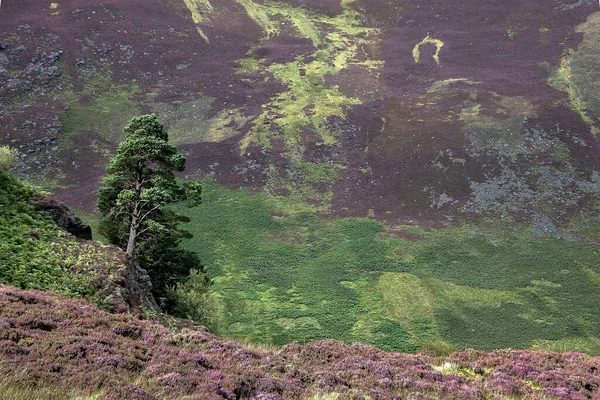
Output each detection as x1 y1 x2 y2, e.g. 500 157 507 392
0 146 17 172
166 268 216 330
2 285 599 400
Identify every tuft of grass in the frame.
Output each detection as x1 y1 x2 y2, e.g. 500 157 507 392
305 393 341 400
0 380 102 400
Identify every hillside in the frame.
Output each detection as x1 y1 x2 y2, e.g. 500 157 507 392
1 173 600 399
0 171 153 313
2 285 600 400
1 0 600 353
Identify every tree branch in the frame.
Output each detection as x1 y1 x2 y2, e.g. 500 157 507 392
139 202 166 223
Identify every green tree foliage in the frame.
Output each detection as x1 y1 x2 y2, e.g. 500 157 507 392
166 268 216 328
97 114 203 301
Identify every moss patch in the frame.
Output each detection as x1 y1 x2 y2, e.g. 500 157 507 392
235 0 379 156
58 75 141 146
412 34 445 65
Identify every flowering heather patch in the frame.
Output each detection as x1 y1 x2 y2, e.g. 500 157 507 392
1 286 599 399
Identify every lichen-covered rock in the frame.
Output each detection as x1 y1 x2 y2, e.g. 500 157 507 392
33 197 92 240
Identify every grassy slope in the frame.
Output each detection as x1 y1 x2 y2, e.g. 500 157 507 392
0 172 126 311
3 0 599 361
175 182 600 354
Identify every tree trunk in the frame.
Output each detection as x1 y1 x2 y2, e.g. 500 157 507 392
125 202 139 267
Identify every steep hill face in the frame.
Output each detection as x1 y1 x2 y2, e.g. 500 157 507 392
2 0 600 354
1 0 598 223
0 171 156 314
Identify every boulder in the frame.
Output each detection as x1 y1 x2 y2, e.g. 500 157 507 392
33 197 92 240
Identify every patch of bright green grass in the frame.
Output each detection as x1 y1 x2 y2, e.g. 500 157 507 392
58 75 140 146
236 0 376 156
175 182 600 354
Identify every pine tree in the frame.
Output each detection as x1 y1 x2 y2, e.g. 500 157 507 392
97 114 201 272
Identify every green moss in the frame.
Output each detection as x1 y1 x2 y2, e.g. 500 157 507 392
547 13 600 130
235 0 377 155
412 34 444 65
181 0 213 41
288 161 345 183
242 57 360 156
236 0 279 38
235 51 265 73
428 78 480 93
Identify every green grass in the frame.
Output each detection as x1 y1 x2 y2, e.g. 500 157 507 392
58 74 140 146
174 182 600 354
0 379 101 400
0 172 123 305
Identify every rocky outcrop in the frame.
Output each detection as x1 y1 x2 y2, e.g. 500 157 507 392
31 195 160 313
123 262 161 313
33 197 92 240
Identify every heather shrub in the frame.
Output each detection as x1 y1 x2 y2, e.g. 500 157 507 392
2 285 600 400
0 146 17 171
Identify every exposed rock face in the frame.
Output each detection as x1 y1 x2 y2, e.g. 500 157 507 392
33 197 92 240
124 262 161 313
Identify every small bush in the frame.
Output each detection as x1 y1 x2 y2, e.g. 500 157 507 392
167 269 216 329
0 146 17 172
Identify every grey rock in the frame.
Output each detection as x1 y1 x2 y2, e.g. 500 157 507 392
33 197 93 240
